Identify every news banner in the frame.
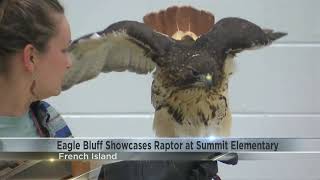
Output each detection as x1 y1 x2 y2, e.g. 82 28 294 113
0 138 319 161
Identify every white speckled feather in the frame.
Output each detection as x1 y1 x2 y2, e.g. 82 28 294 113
62 31 155 90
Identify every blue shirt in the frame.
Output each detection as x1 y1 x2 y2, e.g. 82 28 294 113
0 111 38 137
0 101 72 137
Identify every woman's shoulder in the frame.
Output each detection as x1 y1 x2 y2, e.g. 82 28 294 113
30 101 73 138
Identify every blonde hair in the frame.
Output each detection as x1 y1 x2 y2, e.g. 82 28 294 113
0 0 64 73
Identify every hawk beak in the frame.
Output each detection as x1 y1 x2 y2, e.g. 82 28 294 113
204 74 213 88
194 74 213 89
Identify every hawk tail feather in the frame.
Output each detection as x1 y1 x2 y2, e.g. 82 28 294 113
143 6 214 40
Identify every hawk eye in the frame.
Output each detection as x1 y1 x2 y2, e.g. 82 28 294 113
191 69 200 77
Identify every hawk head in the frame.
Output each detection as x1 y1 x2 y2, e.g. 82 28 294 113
157 49 224 92
143 6 222 91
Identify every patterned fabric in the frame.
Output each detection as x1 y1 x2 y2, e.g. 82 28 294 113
30 101 72 138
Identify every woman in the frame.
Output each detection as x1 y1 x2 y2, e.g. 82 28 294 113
0 1 92 178
0 0 72 137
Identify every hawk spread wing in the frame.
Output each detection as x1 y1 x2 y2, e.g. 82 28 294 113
63 6 216 91
62 21 172 90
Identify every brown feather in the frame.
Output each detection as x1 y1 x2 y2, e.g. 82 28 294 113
143 6 214 40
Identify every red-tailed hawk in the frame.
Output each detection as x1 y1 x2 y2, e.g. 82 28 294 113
63 6 286 138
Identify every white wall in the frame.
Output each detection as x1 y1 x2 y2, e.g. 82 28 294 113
47 0 320 179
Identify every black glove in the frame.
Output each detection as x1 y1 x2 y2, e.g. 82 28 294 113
209 152 238 165
98 160 220 180
189 161 220 180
